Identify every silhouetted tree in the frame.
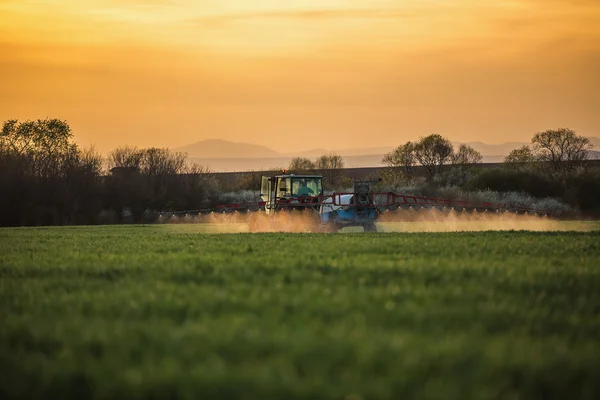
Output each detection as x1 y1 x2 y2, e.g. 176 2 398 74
60 146 104 224
105 146 212 221
141 148 187 176
504 145 537 170
176 163 218 210
451 144 482 165
0 119 103 226
315 153 345 187
532 128 592 175
288 157 315 173
502 129 593 177
382 142 416 182
107 146 144 171
1 118 75 178
412 134 454 180
315 153 344 170
383 135 482 184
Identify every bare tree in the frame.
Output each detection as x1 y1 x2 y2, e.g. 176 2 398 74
141 148 187 176
185 162 211 175
60 145 104 223
383 135 480 184
1 118 72 157
435 143 484 186
532 128 593 174
502 129 593 176
0 118 105 225
79 146 104 177
315 153 345 187
288 157 315 172
0 119 22 154
107 146 145 171
315 153 344 170
382 142 416 182
1 118 75 177
504 145 536 170
451 144 482 165
412 134 454 179
178 162 217 209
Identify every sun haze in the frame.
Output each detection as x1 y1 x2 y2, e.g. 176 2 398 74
1 0 599 153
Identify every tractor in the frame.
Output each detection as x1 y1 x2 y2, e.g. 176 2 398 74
160 172 555 232
255 173 380 232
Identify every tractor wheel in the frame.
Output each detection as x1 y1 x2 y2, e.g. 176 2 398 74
363 223 377 232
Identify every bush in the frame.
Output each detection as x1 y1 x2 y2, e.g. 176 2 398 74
466 168 563 198
433 166 474 187
564 168 600 213
218 190 262 205
465 190 573 214
384 184 574 214
233 172 263 191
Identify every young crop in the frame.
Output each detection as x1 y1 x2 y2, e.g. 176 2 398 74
1 226 599 400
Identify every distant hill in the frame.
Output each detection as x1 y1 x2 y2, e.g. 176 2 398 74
456 137 599 162
588 150 600 160
285 146 396 158
291 142 531 159
294 137 600 158
187 154 388 172
173 139 281 159
453 141 527 156
588 137 600 148
176 136 600 172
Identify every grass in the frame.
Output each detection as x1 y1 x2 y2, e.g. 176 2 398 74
1 225 600 399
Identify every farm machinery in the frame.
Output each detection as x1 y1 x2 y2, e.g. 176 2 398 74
255 174 379 232
159 173 554 232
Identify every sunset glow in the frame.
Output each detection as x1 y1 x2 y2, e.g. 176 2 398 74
1 0 599 153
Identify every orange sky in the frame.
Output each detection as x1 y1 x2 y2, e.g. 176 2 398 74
1 0 599 154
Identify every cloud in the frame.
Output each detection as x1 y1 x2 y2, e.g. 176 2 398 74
188 7 419 26
1 0 599 151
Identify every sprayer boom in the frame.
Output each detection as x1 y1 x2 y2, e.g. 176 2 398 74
158 174 556 230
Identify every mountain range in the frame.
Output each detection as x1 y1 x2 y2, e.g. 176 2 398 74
173 138 600 172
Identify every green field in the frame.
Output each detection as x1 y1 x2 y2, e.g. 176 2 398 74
1 225 600 399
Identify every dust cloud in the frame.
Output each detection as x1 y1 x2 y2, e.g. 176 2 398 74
157 208 597 233
377 208 595 232
157 209 321 233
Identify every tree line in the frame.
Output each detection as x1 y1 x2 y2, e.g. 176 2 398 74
380 129 598 213
381 134 483 184
287 153 347 187
0 119 217 226
1 118 598 226
504 129 593 178
381 129 594 182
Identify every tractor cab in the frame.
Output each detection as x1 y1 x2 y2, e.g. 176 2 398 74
261 174 323 213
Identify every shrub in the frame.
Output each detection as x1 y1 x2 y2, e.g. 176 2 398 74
564 168 600 213
218 190 262 205
385 184 574 214
465 168 563 198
